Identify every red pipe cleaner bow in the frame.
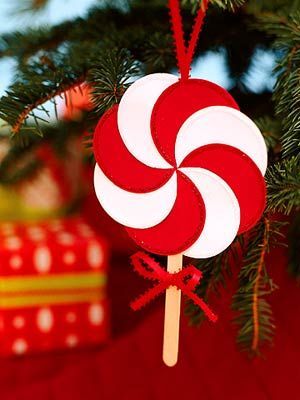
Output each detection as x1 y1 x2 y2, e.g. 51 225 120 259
130 252 218 323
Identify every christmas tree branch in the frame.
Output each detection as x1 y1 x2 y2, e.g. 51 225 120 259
0 3 122 61
183 0 245 11
233 217 285 353
0 26 74 60
0 38 104 137
251 218 269 351
11 77 84 136
266 157 300 215
258 12 300 158
88 49 141 116
0 5 172 62
255 116 282 153
246 0 300 15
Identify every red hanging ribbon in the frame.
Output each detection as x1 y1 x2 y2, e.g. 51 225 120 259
168 0 209 80
130 252 218 323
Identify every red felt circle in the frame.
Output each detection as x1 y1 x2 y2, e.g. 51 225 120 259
181 144 266 233
93 105 174 193
151 79 239 166
126 171 206 255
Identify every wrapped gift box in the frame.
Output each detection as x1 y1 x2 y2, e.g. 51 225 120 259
0 216 109 356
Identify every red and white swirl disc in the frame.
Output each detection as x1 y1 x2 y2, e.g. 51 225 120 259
93 73 267 258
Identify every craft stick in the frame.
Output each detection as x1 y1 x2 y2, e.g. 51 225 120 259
163 253 183 367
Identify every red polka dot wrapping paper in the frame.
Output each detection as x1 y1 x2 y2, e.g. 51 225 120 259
0 216 110 356
0 301 109 356
0 216 109 276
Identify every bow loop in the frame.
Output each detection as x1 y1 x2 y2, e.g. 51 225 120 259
131 251 164 281
130 252 217 323
177 266 203 292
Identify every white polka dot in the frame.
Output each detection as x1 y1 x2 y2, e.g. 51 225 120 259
63 251 76 265
66 334 78 348
57 233 75 246
27 227 46 241
80 231 94 238
36 308 54 332
13 316 25 329
78 224 94 237
88 303 104 326
87 243 103 268
4 237 22 250
34 247 52 273
66 312 77 323
9 255 23 270
78 223 90 230
12 338 28 355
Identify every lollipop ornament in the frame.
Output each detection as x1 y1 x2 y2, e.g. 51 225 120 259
93 0 267 366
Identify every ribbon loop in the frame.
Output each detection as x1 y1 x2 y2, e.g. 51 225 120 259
168 0 209 80
131 251 167 281
130 252 217 322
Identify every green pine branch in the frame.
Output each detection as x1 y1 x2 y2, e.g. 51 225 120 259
255 116 282 153
182 0 245 12
232 217 285 354
0 8 114 61
88 49 141 116
0 5 170 62
210 0 245 10
0 3 268 138
258 12 300 158
247 0 300 14
0 38 107 137
266 157 300 215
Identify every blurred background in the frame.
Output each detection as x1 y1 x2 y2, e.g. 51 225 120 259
0 1 299 399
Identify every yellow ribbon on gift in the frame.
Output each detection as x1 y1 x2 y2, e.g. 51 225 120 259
0 271 106 308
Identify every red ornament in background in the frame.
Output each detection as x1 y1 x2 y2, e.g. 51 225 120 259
63 84 93 121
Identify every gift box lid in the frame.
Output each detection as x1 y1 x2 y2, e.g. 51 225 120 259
0 216 109 276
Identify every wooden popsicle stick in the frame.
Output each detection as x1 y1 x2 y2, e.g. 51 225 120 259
163 253 183 367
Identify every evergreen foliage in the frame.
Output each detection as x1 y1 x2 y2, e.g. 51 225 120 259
232 217 285 353
0 0 299 354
